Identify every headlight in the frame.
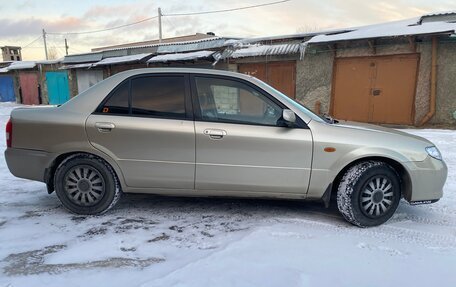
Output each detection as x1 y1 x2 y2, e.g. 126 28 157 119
426 146 442 161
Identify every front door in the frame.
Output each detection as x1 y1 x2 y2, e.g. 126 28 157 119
191 75 312 194
46 71 70 105
86 74 195 189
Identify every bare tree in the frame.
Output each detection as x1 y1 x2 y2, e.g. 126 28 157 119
296 24 322 33
47 47 59 60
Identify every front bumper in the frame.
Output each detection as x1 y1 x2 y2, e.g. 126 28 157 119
404 156 448 203
5 148 54 182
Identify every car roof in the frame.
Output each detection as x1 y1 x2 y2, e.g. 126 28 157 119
114 67 255 81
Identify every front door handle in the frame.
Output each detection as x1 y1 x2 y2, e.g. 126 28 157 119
95 122 115 133
203 129 227 139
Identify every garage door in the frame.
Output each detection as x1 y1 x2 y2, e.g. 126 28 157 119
0 76 16 102
332 54 419 125
76 70 104 94
46 71 70 105
239 61 296 98
19 73 40 105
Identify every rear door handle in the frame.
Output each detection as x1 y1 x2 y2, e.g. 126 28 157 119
203 129 227 139
95 122 115 133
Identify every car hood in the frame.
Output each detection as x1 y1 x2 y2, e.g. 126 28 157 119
334 120 432 145
309 119 435 163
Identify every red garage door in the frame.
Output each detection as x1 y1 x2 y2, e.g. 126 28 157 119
19 73 40 105
239 61 296 99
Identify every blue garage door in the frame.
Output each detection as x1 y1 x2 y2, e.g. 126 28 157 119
46 71 70 105
0 76 16 102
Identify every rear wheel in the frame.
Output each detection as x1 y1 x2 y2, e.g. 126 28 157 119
54 154 121 215
336 161 401 227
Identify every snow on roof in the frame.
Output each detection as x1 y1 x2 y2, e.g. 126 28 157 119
308 17 456 44
36 58 63 65
226 43 302 59
98 37 228 53
147 51 215 63
93 53 152 66
63 52 103 64
422 11 456 17
0 61 37 73
60 63 95 70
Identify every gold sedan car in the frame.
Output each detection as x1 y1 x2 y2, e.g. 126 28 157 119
5 68 447 227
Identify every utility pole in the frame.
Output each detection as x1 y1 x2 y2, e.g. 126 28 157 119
42 28 48 60
158 7 163 43
64 38 69 55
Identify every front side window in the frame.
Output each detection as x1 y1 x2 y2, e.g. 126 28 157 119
99 76 186 119
195 77 282 126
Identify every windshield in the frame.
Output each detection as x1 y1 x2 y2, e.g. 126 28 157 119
251 78 328 123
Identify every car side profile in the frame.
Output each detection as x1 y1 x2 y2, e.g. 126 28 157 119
5 68 448 227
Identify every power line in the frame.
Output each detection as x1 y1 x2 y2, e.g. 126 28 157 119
45 0 290 36
163 0 291 16
47 16 159 35
21 35 42 49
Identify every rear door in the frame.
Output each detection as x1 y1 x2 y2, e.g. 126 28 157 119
86 74 195 189
191 75 312 194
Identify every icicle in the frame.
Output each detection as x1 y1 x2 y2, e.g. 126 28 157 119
299 41 308 61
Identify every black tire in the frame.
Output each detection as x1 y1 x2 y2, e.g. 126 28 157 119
337 161 401 227
54 153 122 215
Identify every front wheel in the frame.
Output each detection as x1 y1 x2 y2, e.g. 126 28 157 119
337 161 401 227
54 154 122 215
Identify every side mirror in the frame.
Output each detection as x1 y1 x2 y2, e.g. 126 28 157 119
282 109 296 124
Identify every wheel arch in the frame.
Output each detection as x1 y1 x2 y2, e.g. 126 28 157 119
329 156 412 203
44 151 126 194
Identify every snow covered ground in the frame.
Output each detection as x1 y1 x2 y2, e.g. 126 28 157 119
0 103 454 287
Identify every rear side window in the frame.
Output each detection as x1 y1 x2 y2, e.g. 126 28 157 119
131 76 186 118
99 76 187 119
101 81 129 114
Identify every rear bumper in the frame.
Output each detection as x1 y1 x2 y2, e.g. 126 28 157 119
404 156 448 203
5 148 54 182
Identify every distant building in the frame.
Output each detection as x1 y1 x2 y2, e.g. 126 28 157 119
1 46 22 61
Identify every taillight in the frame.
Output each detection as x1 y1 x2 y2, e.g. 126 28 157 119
6 118 12 148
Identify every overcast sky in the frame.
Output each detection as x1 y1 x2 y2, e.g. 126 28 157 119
1 0 455 60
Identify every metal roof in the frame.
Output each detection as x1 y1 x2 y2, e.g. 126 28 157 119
308 18 456 44
222 43 302 59
63 37 230 64
0 61 37 73
60 63 95 70
420 11 456 24
97 37 228 53
156 38 228 54
93 53 153 66
63 52 103 64
422 11 456 17
148 51 215 63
